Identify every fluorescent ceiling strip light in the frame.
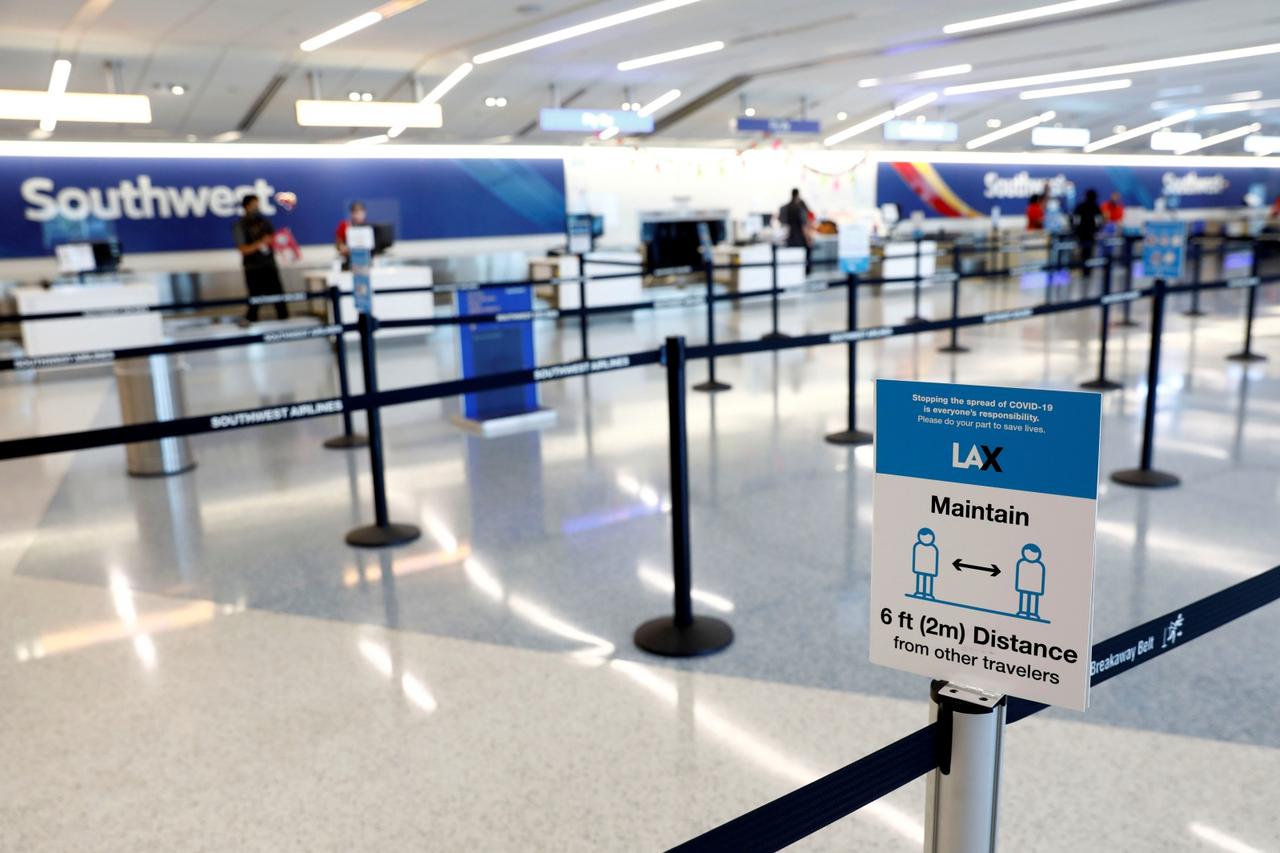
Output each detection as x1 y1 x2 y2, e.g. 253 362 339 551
1174 122 1261 155
387 62 473 137
617 40 724 70
598 125 620 140
0 88 151 125
946 41 1280 95
1083 108 1198 151
39 60 72 132
300 12 382 51
911 63 973 80
1201 98 1280 115
966 110 1055 149
859 65 970 88
1020 78 1131 99
824 91 938 145
1229 90 1263 102
944 0 1123 34
636 88 681 117
474 0 703 64
296 99 443 128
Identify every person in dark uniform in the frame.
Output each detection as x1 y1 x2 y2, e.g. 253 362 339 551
233 194 287 324
779 188 812 271
1072 188 1104 263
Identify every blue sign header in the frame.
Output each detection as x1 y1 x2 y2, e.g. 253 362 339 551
734 117 821 134
0 156 566 259
876 379 1102 500
539 108 653 133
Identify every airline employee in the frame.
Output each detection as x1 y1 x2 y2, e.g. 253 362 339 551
232 194 287 323
335 200 368 268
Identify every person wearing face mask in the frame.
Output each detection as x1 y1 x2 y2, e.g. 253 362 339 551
334 200 369 269
232 194 287 324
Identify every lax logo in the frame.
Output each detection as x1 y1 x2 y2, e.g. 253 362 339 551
952 442 1003 472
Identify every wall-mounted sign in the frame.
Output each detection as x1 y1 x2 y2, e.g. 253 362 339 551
1150 131 1202 152
539 108 653 133
883 120 959 143
734 117 821 134
1030 126 1091 148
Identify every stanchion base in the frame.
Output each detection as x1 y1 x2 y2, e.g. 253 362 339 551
1110 468 1180 489
1079 377 1123 391
825 428 874 446
323 433 369 449
634 615 733 657
693 380 733 393
905 315 928 324
1227 351 1267 363
345 522 422 548
760 331 791 341
1114 319 1140 328
1182 309 1208 318
938 344 970 354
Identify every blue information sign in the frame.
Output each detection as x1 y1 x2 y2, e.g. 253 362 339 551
869 379 1102 710
539 109 653 134
1142 220 1189 279
734 117 821 134
456 287 540 421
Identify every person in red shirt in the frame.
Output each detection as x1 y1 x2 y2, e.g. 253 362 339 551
335 200 368 266
1025 192 1045 231
1101 191 1125 225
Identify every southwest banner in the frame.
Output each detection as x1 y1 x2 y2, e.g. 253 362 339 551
0 156 567 259
878 161 1280 219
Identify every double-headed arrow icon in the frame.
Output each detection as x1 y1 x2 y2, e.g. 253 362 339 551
952 558 1000 577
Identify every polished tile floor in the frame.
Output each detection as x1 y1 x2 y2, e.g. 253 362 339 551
2 267 1278 852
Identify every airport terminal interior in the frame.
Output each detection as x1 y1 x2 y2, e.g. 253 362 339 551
3 2 1280 852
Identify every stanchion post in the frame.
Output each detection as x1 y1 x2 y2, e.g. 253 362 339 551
907 233 926 323
924 681 1007 853
1117 235 1139 327
323 284 369 449
1110 277 1180 488
634 336 733 657
762 243 789 341
938 244 969 354
1080 244 1122 391
576 252 590 359
694 259 731 392
1183 240 1206 317
826 273 873 446
344 233 421 548
1227 240 1266 363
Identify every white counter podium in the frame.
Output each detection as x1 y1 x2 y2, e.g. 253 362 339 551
15 282 164 357
313 265 434 336
528 252 644 310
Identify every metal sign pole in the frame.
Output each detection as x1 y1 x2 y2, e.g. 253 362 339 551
825 273 873 446
925 681 1006 853
762 243 788 341
323 284 369 449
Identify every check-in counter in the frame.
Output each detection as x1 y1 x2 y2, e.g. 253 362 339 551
712 244 806 293
880 240 938 282
307 265 434 336
14 282 164 357
528 252 645 310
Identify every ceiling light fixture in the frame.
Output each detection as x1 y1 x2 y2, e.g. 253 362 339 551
986 118 1003 128
1174 122 1261 154
301 11 383 52
617 39 724 71
945 41 1280 96
1020 78 1131 99
0 88 151 126
857 78 880 88
473 0 703 64
212 130 242 143
598 125 620 140
858 64 972 88
169 84 186 96
965 110 1055 149
296 99 443 128
636 88 681 117
836 111 848 120
1201 98 1280 115
944 0 1123 34
348 92 361 101
743 106 756 117
823 91 939 146
39 59 72 132
1083 108 1198 152
1229 90 1263 102
386 61 473 137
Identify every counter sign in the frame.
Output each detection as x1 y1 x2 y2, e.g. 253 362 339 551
869 380 1101 710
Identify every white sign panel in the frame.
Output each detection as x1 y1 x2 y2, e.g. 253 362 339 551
55 242 96 273
869 380 1101 710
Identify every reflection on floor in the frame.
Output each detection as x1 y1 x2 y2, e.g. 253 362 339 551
2 271 1278 851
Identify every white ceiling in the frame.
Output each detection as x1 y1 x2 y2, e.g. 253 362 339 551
3 0 1280 153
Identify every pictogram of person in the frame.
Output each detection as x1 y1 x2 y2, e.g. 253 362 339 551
1015 543 1046 619
912 528 939 599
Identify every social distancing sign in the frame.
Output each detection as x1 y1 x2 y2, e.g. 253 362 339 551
869 380 1101 710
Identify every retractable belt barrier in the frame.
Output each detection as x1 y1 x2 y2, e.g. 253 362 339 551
668 562 1280 853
